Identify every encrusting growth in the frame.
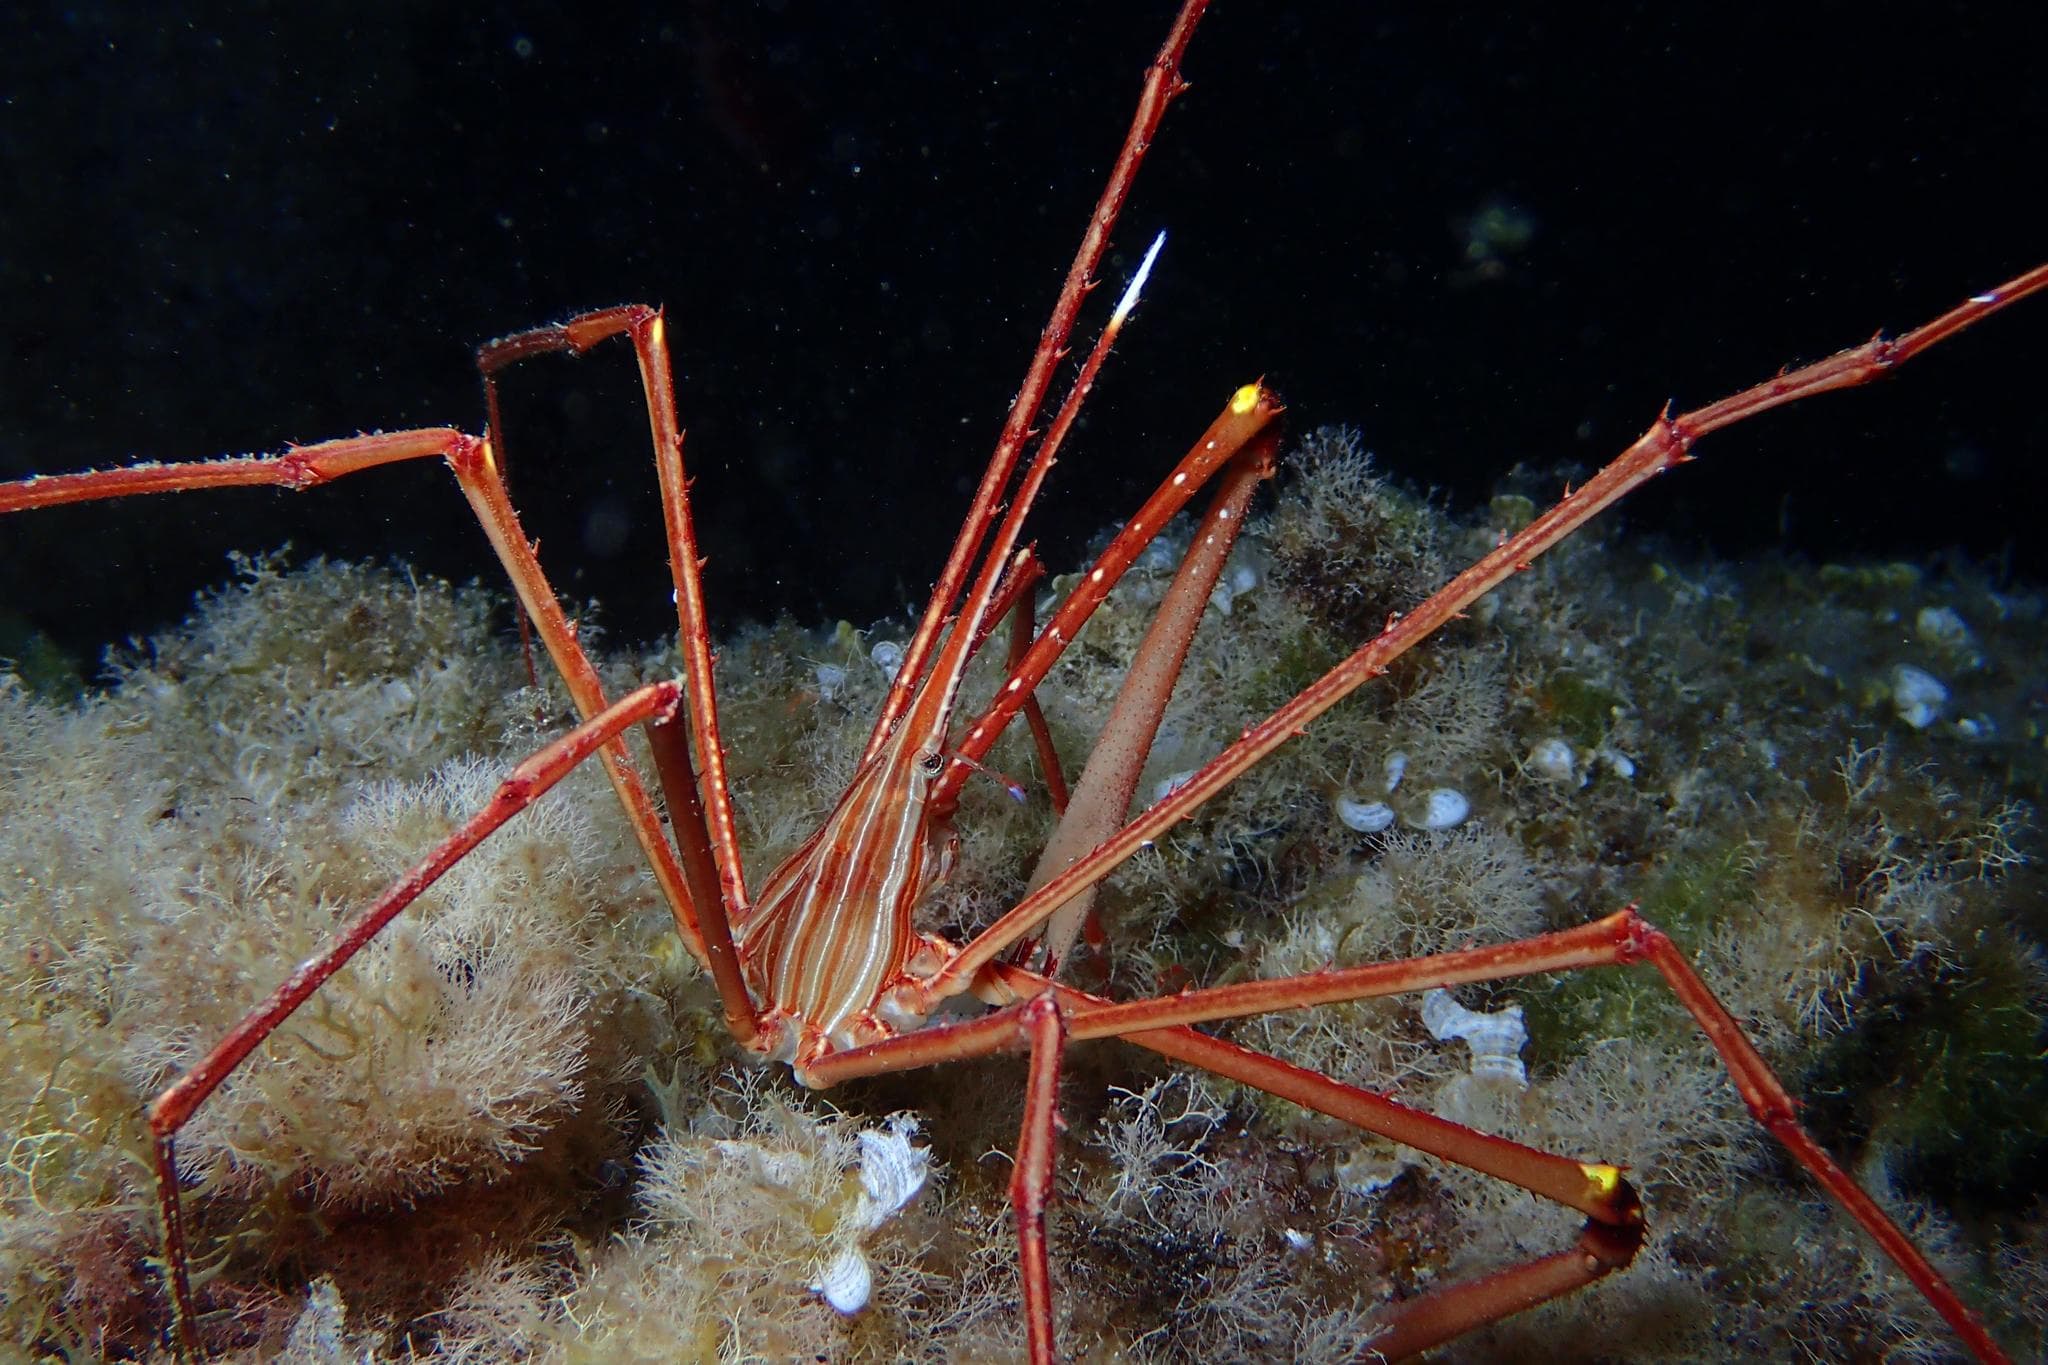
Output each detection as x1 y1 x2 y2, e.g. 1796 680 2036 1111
1 0 2043 1357
3 411 2043 1357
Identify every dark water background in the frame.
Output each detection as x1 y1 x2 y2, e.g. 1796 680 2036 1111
3 2 2043 667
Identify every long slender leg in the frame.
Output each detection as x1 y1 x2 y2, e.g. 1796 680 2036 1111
471 305 759 1045
148 680 681 1358
1024 428 1278 967
939 546 1068 804
929 382 1283 820
1024 911 2010 1364
0 418 762 1043
449 434 764 1040
814 903 2013 1358
868 229 1202 811
1112 1022 1647 1361
1013 995 1068 1365
0 428 472 512
932 261 2048 996
1004 575 1070 815
962 545 1046 691
806 987 1645 1358
869 0 1211 763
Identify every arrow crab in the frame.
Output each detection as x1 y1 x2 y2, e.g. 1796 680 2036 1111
2 2 2044 1360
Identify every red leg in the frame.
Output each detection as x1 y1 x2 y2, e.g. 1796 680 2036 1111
929 381 1284 820
1022 427 1278 967
868 0 1210 765
470 304 761 1047
1109 1021 1646 1360
931 261 2048 998
148 680 681 1358
1002 568 1071 816
1013 995 1068 1365
807 980 1646 1357
0 428 472 512
1025 911 2010 1364
814 908 2012 1357
0 409 764 1046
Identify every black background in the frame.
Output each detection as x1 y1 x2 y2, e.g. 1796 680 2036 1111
4 2 2043 666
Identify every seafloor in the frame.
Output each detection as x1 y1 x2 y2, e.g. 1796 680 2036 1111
2 428 2043 1362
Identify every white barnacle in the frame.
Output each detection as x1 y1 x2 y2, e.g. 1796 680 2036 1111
1890 664 1948 730
1421 988 1528 1089
1334 795 1396 833
1413 787 1471 830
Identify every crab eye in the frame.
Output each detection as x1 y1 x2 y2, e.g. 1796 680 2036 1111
918 751 946 777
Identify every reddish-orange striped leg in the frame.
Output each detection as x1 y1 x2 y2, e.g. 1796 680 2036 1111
812 899 2009 1360
1001 561 1073 816
471 303 761 1047
866 0 1211 767
1012 995 1069 1364
931 261 2048 1000
147 681 683 1357
929 381 1284 822
1028 910 2011 1360
1022 424 1279 967
814 264 2048 1361
0 407 760 1048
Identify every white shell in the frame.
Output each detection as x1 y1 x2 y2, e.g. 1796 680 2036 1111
850 1118 929 1232
1890 664 1948 730
1414 787 1471 830
870 640 905 679
1527 737 1579 784
1332 1147 1410 1197
1335 795 1396 833
1597 747 1636 780
1914 605 1974 652
1421 988 1528 1088
813 1245 874 1315
1382 751 1409 793
814 662 847 701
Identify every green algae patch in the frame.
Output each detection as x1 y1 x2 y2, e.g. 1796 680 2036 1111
1532 670 1627 748
1803 928 2048 1209
1522 843 1753 1066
